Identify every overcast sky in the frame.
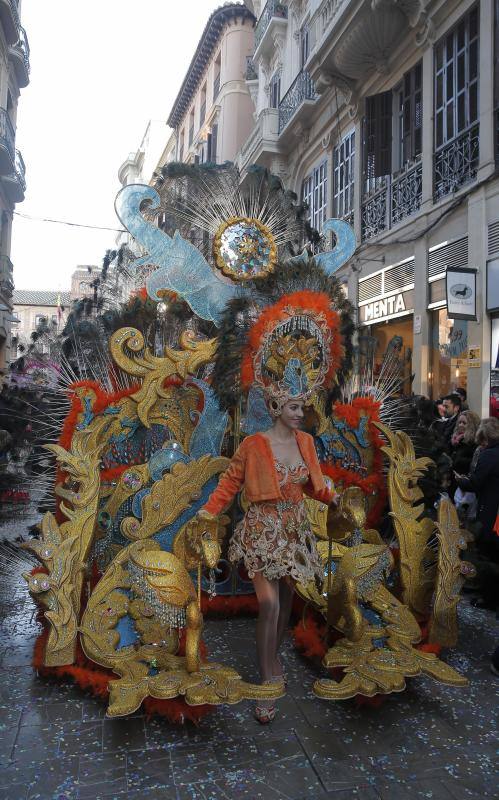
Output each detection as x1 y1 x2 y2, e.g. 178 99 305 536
11 0 223 291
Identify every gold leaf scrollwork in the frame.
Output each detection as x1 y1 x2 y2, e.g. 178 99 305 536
375 422 438 617
22 432 102 666
428 498 476 647
109 327 217 428
120 456 229 541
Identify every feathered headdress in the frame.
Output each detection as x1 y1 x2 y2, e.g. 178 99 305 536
211 260 355 415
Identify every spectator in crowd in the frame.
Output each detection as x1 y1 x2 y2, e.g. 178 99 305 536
436 392 463 445
455 417 499 610
451 410 481 522
451 410 481 474
455 387 469 410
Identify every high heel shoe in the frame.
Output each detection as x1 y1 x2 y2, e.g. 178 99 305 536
254 704 277 724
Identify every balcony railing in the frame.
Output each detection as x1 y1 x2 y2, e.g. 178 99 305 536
434 125 479 201
278 70 315 133
361 160 422 241
245 56 257 81
15 25 30 75
0 254 14 298
391 161 423 226
15 148 25 191
255 1 288 50
0 107 15 162
0 0 20 46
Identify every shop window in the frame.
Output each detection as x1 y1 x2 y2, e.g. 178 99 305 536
302 161 328 232
333 130 355 221
430 308 468 398
367 317 414 396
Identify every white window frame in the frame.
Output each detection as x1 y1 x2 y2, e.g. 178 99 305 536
333 130 355 220
302 160 328 232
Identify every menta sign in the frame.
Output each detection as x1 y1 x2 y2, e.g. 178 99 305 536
359 289 414 325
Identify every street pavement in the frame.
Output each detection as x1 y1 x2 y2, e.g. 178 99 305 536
0 509 497 800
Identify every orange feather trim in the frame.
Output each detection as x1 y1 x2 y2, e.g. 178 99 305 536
326 397 387 528
241 291 344 391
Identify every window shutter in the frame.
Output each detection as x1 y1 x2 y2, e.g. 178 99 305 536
363 91 392 181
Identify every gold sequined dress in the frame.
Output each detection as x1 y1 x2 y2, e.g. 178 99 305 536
228 460 323 583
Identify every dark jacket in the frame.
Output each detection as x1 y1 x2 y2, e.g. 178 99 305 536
457 442 499 541
441 414 459 446
451 440 477 476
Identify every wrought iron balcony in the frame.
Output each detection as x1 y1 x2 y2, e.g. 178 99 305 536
9 26 30 88
361 160 422 241
255 1 288 51
245 56 257 81
2 148 26 203
434 125 479 202
391 161 422 227
361 181 388 241
0 108 15 175
0 254 14 298
278 70 316 134
15 149 25 192
0 0 21 45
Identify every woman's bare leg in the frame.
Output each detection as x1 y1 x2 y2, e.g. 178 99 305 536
274 578 294 675
252 572 280 684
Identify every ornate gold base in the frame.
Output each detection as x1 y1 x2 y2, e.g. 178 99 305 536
107 657 285 717
313 632 468 701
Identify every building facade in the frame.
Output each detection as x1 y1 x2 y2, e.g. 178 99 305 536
0 0 29 380
238 0 499 416
12 290 70 355
166 3 256 167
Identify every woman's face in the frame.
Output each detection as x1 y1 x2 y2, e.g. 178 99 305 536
279 399 304 429
456 414 468 434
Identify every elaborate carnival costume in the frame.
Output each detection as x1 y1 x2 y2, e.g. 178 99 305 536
16 164 473 723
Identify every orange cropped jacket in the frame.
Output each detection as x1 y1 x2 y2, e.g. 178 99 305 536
202 430 333 517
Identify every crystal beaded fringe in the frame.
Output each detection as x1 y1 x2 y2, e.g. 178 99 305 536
128 560 187 629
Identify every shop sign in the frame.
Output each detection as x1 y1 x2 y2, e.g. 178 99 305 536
359 289 414 325
446 267 477 320
468 346 481 368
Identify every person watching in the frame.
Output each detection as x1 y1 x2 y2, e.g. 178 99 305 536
439 392 463 445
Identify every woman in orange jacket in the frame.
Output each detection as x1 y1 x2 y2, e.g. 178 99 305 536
199 396 338 723
197 268 352 722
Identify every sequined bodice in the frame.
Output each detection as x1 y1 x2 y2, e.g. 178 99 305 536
228 456 320 583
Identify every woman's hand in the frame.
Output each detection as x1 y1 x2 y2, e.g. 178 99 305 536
196 509 219 522
329 492 341 509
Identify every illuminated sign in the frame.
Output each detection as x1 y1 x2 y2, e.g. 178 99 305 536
359 289 414 325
